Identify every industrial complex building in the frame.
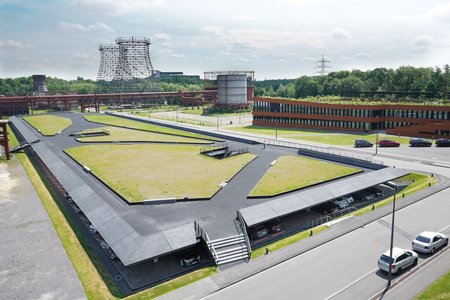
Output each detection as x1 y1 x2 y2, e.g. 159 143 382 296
252 97 450 138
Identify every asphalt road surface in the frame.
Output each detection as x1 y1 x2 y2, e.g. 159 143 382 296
204 188 450 300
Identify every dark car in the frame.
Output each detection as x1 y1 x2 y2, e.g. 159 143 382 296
312 202 339 215
354 139 373 148
250 225 268 240
409 138 432 147
267 219 282 233
176 249 202 267
377 139 400 147
436 138 450 147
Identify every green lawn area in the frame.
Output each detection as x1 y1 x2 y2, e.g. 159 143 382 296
83 114 221 141
65 144 256 202
76 126 213 144
249 155 361 197
414 269 450 300
23 114 72 136
252 225 329 259
227 125 411 146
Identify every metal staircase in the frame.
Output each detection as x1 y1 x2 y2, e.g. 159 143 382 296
207 234 249 266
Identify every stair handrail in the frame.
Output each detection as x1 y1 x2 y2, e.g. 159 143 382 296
237 211 252 259
195 221 219 264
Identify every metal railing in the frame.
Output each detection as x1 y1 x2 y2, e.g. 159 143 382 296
266 138 384 165
194 221 219 264
237 211 252 258
327 206 358 221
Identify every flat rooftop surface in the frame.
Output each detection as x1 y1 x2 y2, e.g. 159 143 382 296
10 112 377 266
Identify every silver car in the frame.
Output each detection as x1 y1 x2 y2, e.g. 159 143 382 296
378 247 418 274
412 231 449 254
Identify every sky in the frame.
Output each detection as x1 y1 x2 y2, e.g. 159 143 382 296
0 0 449 80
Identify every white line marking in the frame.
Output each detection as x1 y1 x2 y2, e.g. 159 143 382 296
439 224 450 232
324 267 379 300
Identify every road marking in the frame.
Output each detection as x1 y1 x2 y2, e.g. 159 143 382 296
324 267 379 300
439 224 450 232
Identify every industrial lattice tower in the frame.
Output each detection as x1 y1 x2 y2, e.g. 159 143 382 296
315 54 330 76
97 37 155 81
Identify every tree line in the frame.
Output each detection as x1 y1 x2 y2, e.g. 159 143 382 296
255 65 450 100
0 76 204 96
1 65 449 100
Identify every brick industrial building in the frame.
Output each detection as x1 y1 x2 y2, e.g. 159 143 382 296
252 97 450 139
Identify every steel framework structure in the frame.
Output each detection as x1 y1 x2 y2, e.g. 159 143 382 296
97 37 155 81
97 44 119 81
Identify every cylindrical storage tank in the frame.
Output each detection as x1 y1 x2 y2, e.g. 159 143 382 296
217 75 247 105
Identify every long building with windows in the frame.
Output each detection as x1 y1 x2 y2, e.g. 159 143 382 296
252 97 450 138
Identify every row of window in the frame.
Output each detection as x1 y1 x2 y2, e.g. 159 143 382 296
254 101 450 120
253 116 415 130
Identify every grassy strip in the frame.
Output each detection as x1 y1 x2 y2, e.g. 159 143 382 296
227 125 411 146
251 225 329 259
249 155 360 197
414 268 450 300
14 147 219 299
23 115 72 136
126 267 217 300
77 126 212 144
354 173 436 216
84 114 220 141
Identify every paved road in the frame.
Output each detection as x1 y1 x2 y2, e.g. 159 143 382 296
0 159 86 300
204 188 450 300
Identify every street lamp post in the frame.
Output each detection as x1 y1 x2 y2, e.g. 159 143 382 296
387 182 398 287
216 113 219 131
374 116 379 156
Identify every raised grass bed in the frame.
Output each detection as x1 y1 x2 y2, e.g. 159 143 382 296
249 155 361 197
65 144 256 202
23 115 72 136
75 126 214 144
227 125 411 146
83 114 221 142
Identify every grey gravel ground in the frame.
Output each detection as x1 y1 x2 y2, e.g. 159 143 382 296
0 159 86 300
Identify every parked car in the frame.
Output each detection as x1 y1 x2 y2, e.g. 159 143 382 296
73 205 81 213
378 247 418 274
108 251 117 260
342 195 354 204
89 225 97 234
366 187 383 197
378 139 400 147
250 225 269 240
332 198 349 209
409 138 432 147
412 231 448 254
267 218 282 233
180 254 201 267
312 202 339 215
435 138 450 147
354 139 373 148
100 241 110 250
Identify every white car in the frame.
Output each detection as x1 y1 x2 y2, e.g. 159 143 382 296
332 198 349 208
378 247 418 274
343 195 354 204
412 231 449 254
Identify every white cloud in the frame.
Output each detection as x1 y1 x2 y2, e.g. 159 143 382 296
355 52 370 59
287 0 321 6
302 57 317 61
426 3 450 23
201 26 325 50
170 53 186 58
0 39 35 49
278 59 287 63
59 22 114 33
75 0 166 15
229 16 257 21
154 33 171 41
414 35 433 46
200 25 225 36
329 28 352 40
